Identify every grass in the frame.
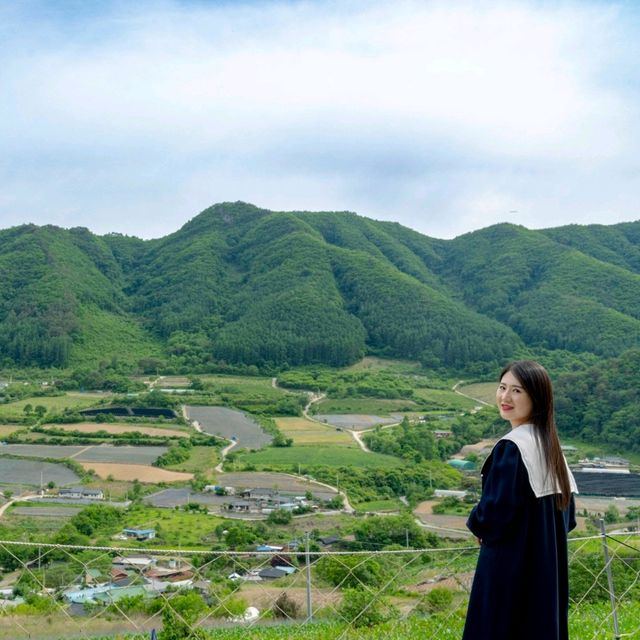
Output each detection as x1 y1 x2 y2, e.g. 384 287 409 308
166 445 220 476
411 388 478 411
119 505 226 548
236 445 403 469
0 393 107 418
0 424 22 438
275 418 355 447
352 499 403 513
313 398 419 415
32 601 640 640
456 382 497 405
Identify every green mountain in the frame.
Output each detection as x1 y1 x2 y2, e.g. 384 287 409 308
1 203 639 370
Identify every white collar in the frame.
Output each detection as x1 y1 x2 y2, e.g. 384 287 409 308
493 423 578 498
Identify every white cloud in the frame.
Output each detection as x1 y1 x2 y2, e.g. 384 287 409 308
0 0 638 238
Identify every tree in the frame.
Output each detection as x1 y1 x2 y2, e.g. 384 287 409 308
34 405 47 418
22 404 33 415
158 592 208 640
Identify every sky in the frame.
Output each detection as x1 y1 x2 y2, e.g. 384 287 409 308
1 0 639 240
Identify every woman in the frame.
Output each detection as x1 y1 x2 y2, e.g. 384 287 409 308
462 360 578 640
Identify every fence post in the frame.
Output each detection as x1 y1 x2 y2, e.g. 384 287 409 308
598 519 620 640
305 531 313 623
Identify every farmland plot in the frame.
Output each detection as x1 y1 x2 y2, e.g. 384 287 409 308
0 458 80 485
186 405 272 448
51 422 188 438
0 444 86 459
313 414 401 429
78 462 192 482
276 417 354 447
1 444 168 465
75 445 168 464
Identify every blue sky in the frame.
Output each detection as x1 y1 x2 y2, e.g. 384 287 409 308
1 0 639 239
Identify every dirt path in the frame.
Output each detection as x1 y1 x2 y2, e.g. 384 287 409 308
0 492 37 518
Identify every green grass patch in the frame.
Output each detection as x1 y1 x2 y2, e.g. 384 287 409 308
119 505 226 548
412 388 478 411
353 499 403 513
0 394 106 419
456 382 497 405
236 446 403 469
313 398 418 415
166 445 220 476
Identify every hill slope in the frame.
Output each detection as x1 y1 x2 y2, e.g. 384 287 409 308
1 204 639 369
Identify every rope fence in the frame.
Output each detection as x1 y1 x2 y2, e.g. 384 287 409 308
0 526 637 639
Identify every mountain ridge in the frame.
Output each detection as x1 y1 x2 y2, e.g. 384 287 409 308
1 202 639 370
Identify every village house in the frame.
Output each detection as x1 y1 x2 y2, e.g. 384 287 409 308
59 487 104 500
122 527 156 541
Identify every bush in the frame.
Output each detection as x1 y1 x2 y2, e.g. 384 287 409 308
423 587 454 613
338 587 397 628
272 592 301 619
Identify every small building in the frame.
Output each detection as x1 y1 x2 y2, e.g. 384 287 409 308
318 536 340 546
256 544 284 552
112 556 155 571
226 500 253 513
433 430 453 439
258 567 288 580
59 487 103 500
241 488 276 501
122 527 156 541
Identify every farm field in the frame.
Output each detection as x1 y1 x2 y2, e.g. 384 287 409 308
0 393 110 418
217 471 338 499
0 424 22 438
413 387 479 410
456 382 497 405
165 445 219 475
0 458 80 486
186 405 272 449
1 443 85 459
201 375 285 396
313 398 419 414
1 443 168 464
313 414 400 429
236 445 403 469
275 417 355 446
49 422 189 438
78 462 193 482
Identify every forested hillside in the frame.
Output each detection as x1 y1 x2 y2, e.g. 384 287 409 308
1 202 639 370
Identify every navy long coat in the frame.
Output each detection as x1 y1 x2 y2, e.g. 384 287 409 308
462 441 576 640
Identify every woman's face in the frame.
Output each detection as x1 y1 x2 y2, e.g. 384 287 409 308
496 370 533 428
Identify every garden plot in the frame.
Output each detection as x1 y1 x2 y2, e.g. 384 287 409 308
75 445 168 464
313 414 401 429
275 417 354 446
11 506 83 517
1 444 168 465
78 462 192 483
0 458 80 486
217 471 338 500
51 423 188 438
0 444 85 459
145 488 228 508
185 406 272 448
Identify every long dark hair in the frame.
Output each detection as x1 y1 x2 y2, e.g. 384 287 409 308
500 360 572 510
